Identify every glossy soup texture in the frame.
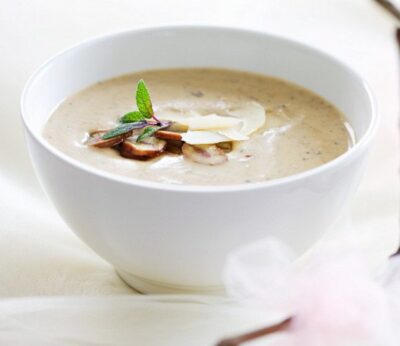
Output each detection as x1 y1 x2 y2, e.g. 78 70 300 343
43 68 354 185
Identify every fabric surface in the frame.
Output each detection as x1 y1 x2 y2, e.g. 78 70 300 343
0 0 398 343
0 296 276 345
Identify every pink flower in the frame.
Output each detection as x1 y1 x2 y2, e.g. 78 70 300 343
224 238 400 346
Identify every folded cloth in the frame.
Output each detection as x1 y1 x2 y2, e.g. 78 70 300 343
0 295 274 346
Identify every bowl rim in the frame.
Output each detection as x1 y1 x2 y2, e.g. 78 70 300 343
20 24 378 193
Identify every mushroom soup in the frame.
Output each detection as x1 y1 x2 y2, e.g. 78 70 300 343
43 68 354 185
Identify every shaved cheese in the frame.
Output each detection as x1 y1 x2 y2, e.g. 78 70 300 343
181 131 229 145
184 114 242 130
218 128 249 141
159 112 241 131
229 101 266 135
157 101 266 145
182 129 249 145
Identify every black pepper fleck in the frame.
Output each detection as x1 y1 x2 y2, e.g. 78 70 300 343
190 90 204 98
249 96 260 102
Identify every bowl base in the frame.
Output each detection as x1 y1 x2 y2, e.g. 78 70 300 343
116 268 224 295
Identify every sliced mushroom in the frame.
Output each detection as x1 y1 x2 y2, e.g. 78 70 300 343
165 139 184 155
154 130 183 141
86 130 131 148
166 121 189 133
216 141 233 153
119 136 166 160
182 143 227 166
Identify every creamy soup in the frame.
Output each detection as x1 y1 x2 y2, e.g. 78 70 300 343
43 68 354 185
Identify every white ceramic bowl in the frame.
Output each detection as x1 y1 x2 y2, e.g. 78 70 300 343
21 26 377 293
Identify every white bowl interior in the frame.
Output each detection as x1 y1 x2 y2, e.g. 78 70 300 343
23 26 374 145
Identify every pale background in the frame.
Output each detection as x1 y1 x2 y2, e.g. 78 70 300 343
0 0 398 299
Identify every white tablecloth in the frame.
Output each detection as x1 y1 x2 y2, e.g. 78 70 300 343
0 0 398 343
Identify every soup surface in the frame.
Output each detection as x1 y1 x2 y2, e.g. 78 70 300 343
43 68 354 185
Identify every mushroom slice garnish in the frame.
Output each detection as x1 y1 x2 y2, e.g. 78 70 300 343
165 139 184 155
154 130 183 141
182 143 228 166
119 136 166 159
86 130 130 148
166 122 189 133
216 141 233 153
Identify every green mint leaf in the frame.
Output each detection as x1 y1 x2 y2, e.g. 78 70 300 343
120 111 146 123
136 79 154 119
102 121 147 140
136 126 159 142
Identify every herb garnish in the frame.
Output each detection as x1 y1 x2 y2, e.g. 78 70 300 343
136 126 159 142
136 121 171 143
136 79 154 119
101 79 161 141
87 78 233 164
120 111 146 123
102 121 147 140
